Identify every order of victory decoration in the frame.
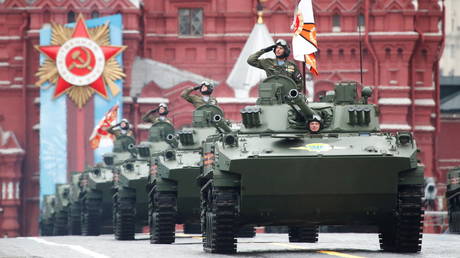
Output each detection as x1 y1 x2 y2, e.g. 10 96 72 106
35 14 126 108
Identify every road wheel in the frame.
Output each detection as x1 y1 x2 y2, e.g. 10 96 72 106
53 210 68 236
81 197 102 236
379 184 423 253
202 186 238 254
115 189 136 240
288 225 318 243
68 202 81 235
150 190 177 244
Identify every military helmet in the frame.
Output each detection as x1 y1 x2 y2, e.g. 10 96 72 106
200 81 214 95
120 118 130 130
274 39 291 58
158 103 169 116
307 114 323 132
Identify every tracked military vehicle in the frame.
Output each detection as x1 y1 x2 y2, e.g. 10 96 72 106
148 105 224 244
40 195 56 236
79 164 114 236
53 184 71 236
105 121 174 240
199 76 424 254
447 167 460 233
67 171 84 235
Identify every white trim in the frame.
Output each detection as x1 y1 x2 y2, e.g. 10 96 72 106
0 36 20 40
137 97 170 104
123 30 140 34
14 56 23 61
369 31 418 36
378 86 411 90
0 148 24 154
33 124 40 130
123 96 133 103
27 30 40 34
414 99 436 106
378 98 412 106
10 84 23 88
414 125 435 131
14 77 23 81
415 86 435 91
216 97 257 104
0 62 9 67
0 81 10 85
424 32 442 37
380 124 412 130
137 123 151 130
439 159 460 163
34 97 40 104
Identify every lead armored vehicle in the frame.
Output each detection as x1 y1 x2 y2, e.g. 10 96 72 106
148 105 224 244
106 121 175 240
53 183 71 236
67 171 84 235
80 164 114 235
447 167 460 233
199 76 424 253
40 194 56 236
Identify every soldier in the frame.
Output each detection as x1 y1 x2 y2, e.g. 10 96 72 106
142 103 172 125
247 39 304 91
105 119 134 138
181 81 218 108
307 115 322 134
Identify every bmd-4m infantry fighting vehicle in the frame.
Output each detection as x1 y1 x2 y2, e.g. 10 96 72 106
105 120 175 240
80 164 114 236
40 194 56 236
447 167 460 233
67 171 84 235
148 105 224 244
199 76 424 254
52 184 71 236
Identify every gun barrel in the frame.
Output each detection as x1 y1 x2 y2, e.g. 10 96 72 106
212 114 232 133
287 89 316 119
165 134 179 148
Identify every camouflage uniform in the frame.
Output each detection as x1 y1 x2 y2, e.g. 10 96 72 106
247 49 304 91
181 87 218 108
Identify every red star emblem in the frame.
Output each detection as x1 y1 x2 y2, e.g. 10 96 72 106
36 15 125 98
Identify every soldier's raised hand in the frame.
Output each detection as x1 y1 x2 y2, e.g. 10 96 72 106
262 44 276 53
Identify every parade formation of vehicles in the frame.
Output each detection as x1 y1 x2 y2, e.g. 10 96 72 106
39 76 428 254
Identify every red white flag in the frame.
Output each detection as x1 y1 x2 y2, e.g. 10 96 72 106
89 104 118 149
292 0 319 77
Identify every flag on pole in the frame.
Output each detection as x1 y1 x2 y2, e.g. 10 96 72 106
89 104 118 149
292 0 319 77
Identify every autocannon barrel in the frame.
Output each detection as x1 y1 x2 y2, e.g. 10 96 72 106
212 114 232 133
286 89 316 119
165 134 179 148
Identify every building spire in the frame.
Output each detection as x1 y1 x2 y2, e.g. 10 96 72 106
257 0 264 24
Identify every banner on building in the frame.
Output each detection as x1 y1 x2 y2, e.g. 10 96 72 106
37 14 125 201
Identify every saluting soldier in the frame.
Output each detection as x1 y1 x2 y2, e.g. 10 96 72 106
181 81 218 108
247 39 304 91
105 119 134 138
142 103 173 125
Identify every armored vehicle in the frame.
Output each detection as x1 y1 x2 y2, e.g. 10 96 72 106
53 183 71 236
40 195 56 236
447 167 460 233
80 165 114 236
106 121 174 240
67 171 84 235
148 105 224 244
199 76 424 253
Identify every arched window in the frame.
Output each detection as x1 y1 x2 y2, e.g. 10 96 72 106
357 13 365 31
332 14 341 32
91 10 100 19
67 11 76 23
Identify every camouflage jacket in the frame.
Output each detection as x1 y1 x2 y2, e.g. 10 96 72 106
247 49 304 91
181 87 218 108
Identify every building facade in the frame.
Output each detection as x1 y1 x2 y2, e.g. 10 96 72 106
0 0 446 236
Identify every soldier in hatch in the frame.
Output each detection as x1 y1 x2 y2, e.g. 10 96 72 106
247 39 304 91
307 115 323 134
142 103 173 125
104 119 135 152
181 81 218 108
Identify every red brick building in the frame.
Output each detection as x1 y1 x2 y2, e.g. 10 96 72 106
0 0 445 236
